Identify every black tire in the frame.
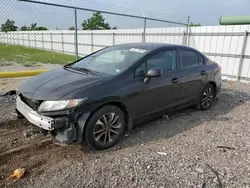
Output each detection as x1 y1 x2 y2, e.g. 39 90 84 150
83 105 126 150
197 83 215 111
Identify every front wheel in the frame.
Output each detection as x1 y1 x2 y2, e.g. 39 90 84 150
83 105 126 150
197 83 215 111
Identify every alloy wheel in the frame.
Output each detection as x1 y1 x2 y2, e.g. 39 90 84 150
202 87 214 108
93 113 122 145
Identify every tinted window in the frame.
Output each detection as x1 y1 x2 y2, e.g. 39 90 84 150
198 54 204 64
135 62 146 78
181 50 199 68
134 50 176 78
147 50 176 71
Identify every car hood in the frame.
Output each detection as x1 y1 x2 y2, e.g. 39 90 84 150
19 68 105 100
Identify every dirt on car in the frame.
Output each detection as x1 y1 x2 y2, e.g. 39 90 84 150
1 81 250 188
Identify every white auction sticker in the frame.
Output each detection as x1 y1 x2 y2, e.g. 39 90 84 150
129 48 147 53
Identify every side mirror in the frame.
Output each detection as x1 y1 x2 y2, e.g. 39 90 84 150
144 67 163 83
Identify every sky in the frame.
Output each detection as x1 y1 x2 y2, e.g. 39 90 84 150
1 0 250 30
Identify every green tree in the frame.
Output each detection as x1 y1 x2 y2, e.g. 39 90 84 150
81 12 111 30
68 26 75 30
20 23 48 31
36 26 48 30
30 23 37 30
1 19 18 32
20 25 28 31
188 22 201 27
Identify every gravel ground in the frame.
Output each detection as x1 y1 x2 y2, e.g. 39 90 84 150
0 82 250 188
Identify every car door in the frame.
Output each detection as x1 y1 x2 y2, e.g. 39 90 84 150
178 49 208 103
131 49 183 119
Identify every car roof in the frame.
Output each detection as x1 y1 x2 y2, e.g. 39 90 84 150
114 42 195 51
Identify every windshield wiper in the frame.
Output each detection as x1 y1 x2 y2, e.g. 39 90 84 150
73 67 100 76
64 64 99 76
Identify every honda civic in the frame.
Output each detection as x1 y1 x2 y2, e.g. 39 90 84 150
16 43 222 150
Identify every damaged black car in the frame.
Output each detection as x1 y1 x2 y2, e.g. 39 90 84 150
16 43 221 150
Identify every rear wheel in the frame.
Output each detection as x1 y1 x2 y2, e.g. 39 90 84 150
84 105 125 150
197 83 215 111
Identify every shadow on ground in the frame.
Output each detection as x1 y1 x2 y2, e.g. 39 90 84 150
105 88 250 151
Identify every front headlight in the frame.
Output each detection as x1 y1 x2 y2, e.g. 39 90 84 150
38 98 88 112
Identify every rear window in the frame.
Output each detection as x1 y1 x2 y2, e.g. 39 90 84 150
181 50 199 68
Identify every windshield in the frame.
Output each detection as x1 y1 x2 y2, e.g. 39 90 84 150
70 46 147 75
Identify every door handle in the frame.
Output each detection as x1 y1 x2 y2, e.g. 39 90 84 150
171 78 180 84
201 70 207 75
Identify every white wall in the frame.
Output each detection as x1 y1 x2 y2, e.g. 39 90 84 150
0 25 250 79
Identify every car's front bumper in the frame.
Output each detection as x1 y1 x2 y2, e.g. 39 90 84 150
16 96 54 131
16 95 91 144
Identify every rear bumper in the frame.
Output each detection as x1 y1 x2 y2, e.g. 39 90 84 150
16 96 54 131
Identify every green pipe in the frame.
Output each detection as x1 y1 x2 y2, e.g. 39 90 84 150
220 16 250 25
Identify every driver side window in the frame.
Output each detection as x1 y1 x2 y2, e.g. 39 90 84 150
135 62 146 78
135 50 177 78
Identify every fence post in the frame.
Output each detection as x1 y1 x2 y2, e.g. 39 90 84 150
35 33 37 48
16 33 18 45
182 31 186 45
50 33 53 51
28 33 30 47
22 33 24 46
91 33 94 53
237 30 248 80
61 32 64 53
141 32 144 42
143 18 147 42
18 33 20 45
74 7 79 60
41 33 44 50
112 32 115 46
185 16 190 46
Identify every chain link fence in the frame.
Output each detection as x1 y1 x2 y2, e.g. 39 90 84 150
0 0 188 92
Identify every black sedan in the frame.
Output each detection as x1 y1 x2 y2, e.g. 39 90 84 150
16 43 222 150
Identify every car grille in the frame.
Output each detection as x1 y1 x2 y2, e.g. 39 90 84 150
19 94 40 110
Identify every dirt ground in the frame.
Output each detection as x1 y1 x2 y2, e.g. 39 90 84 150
0 82 250 188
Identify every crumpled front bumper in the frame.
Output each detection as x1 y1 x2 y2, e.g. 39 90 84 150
16 95 91 144
16 96 54 130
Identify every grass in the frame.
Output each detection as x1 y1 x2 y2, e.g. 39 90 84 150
0 43 76 66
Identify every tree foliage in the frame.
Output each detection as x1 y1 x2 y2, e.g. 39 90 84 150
68 26 75 30
1 19 18 32
81 12 111 30
188 22 201 27
36 26 48 30
20 23 48 31
20 25 28 31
